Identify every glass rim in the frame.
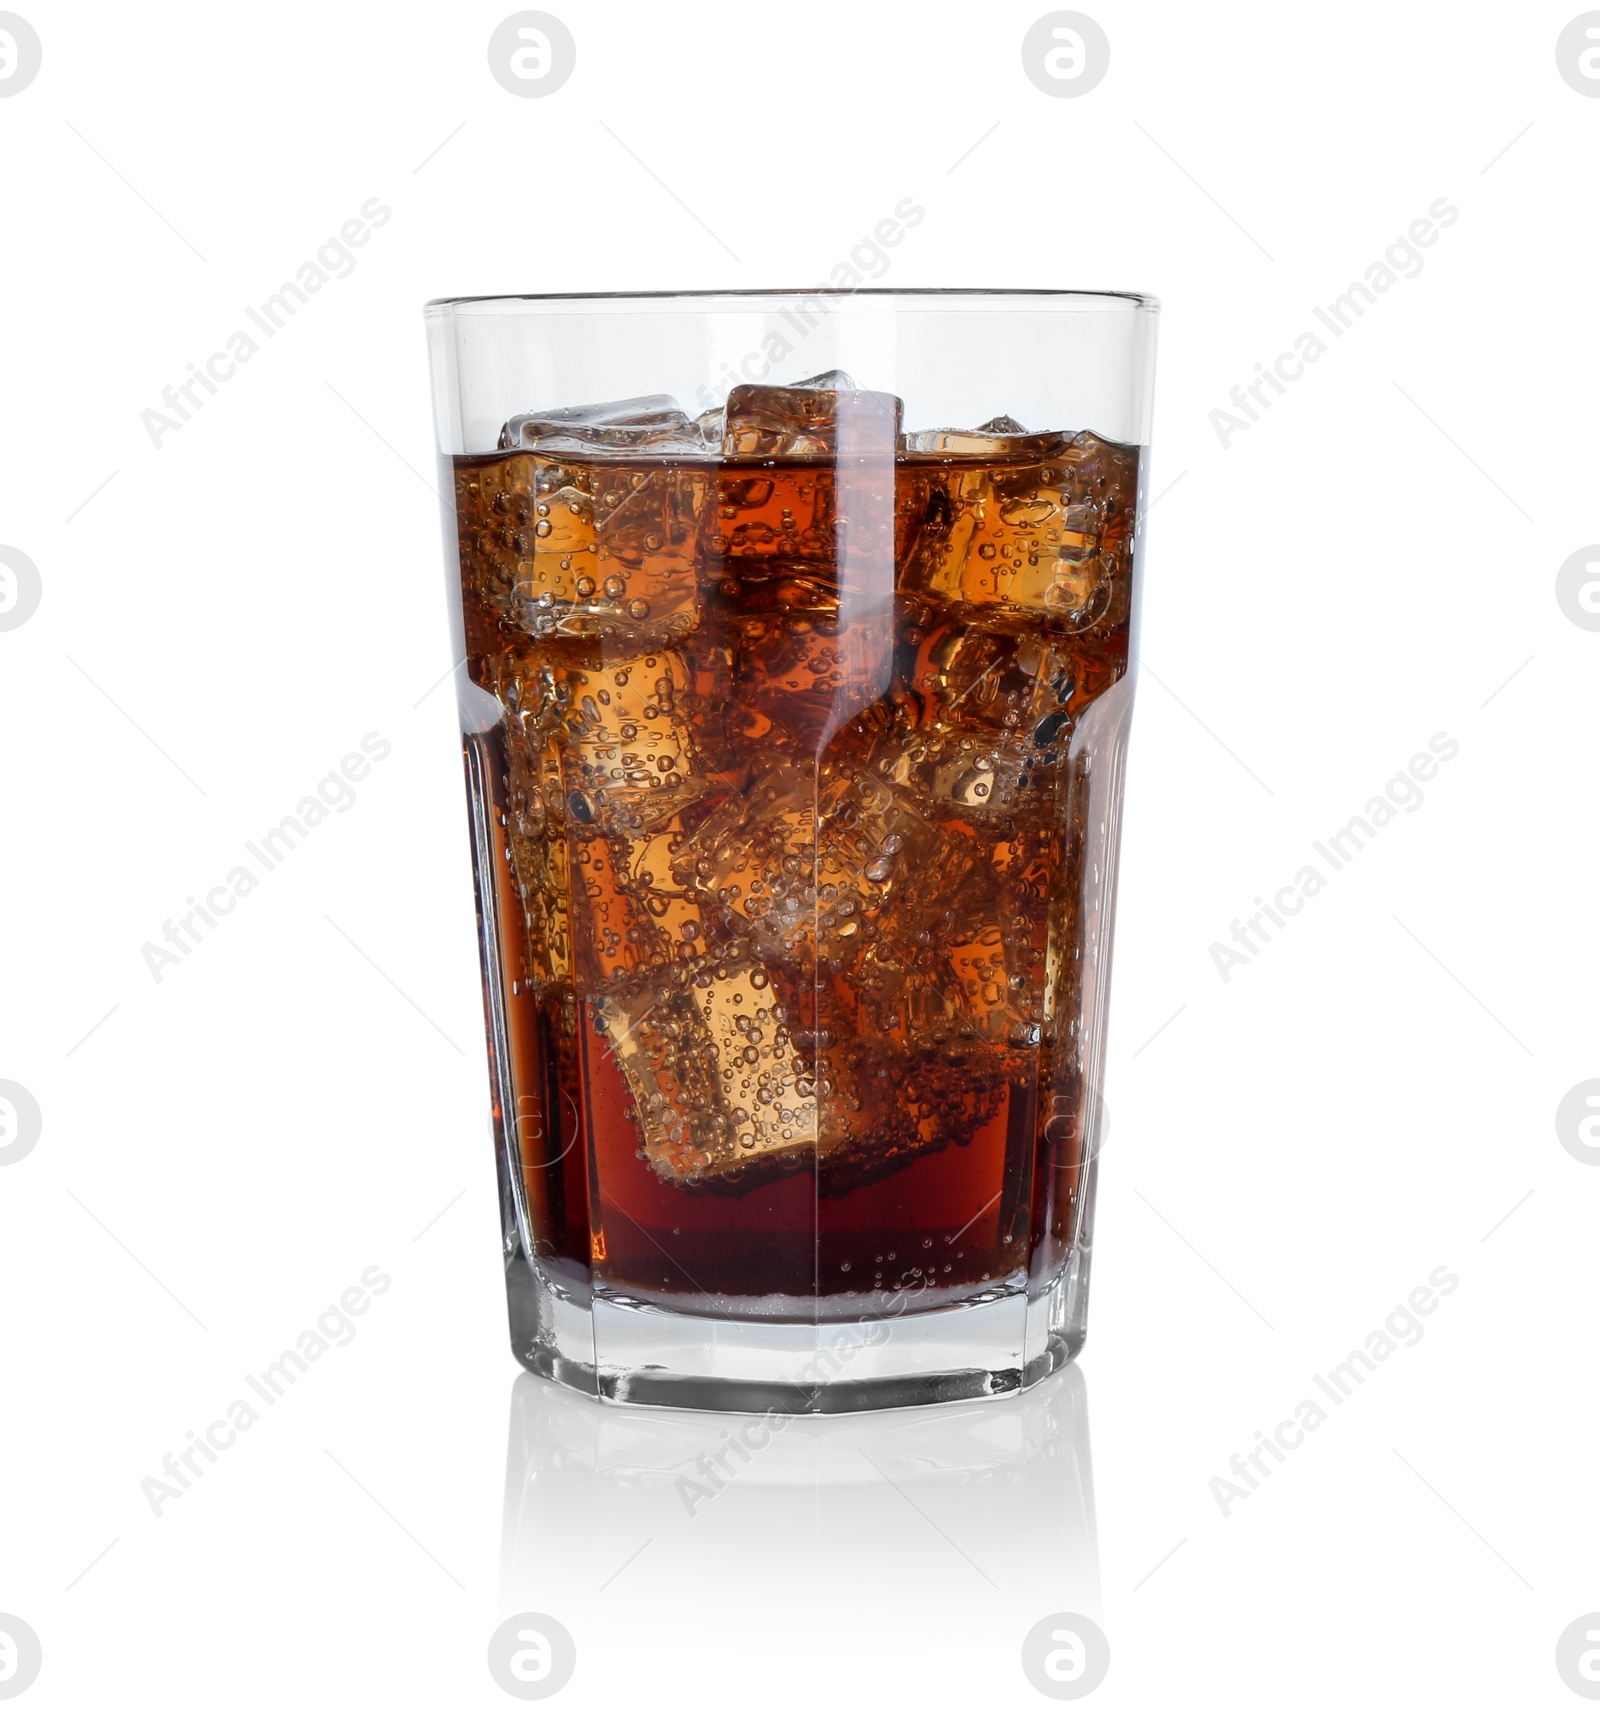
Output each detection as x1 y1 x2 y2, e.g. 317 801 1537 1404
424 286 1159 315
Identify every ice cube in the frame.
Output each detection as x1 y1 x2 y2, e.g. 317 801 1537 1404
469 411 715 640
723 376 903 457
944 816 1056 1051
669 626 742 782
587 464 707 642
703 452 918 599
455 454 594 628
693 957 820 1164
806 977 1019 1194
938 873 1048 1048
612 814 713 960
595 955 841 1186
672 756 965 971
593 970 727 1182
564 790 723 989
693 406 724 449
850 618 1088 820
901 415 1061 457
702 467 838 576
901 429 1139 631
620 820 703 917
468 457 710 644
729 611 854 748
593 927 1029 1194
516 478 597 624
669 759 818 964
551 647 706 833
500 395 708 456
820 1054 1012 1194
815 765 1054 1063
570 827 673 986
836 931 950 1049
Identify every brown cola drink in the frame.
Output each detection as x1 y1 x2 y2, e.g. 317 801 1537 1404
452 376 1137 1319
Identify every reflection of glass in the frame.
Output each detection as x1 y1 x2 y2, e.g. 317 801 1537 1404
499 1366 1100 1689
427 291 1157 1410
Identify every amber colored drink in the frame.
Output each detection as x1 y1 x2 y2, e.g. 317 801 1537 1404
453 384 1137 1321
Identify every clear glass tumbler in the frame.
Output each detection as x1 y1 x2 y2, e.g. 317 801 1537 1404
424 290 1157 1411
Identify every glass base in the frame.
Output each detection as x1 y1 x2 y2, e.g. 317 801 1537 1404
506 1249 1090 1414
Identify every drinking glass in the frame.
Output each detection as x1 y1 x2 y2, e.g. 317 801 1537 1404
424 289 1158 1411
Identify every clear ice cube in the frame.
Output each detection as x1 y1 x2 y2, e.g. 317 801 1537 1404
596 955 836 1186
552 648 706 833
671 756 967 971
456 454 593 628
723 374 903 457
934 868 1049 1048
831 850 1049 1058
500 395 708 456
571 827 665 986
901 429 1138 630
854 619 1082 819
562 789 716 990
468 432 708 643
729 611 855 748
900 414 1061 456
588 465 706 642
482 461 708 644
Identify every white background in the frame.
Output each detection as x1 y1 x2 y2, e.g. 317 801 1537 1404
2 2 1597 1707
